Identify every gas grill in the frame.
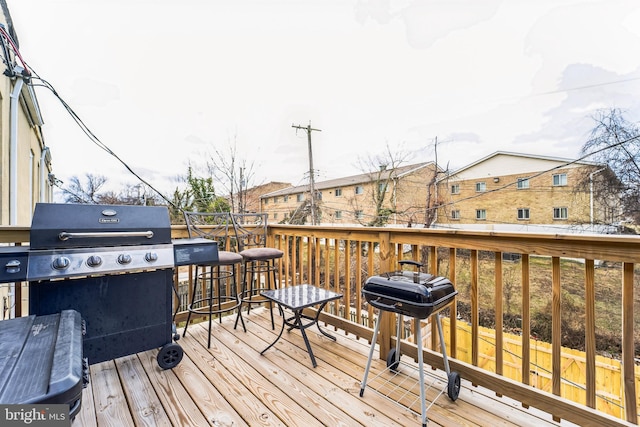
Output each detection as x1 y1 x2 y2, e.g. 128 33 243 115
360 260 461 427
27 203 194 369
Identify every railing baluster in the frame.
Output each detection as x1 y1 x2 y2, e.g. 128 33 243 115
367 241 375 329
585 259 596 409
622 262 637 423
552 256 562 422
521 253 531 389
449 247 457 359
495 251 504 386
344 239 351 320
471 249 479 369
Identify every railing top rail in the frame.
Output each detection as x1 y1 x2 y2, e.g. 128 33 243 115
266 224 640 263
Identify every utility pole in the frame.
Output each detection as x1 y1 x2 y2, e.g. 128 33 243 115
292 122 321 224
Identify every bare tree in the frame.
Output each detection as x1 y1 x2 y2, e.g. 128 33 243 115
353 143 413 226
206 136 257 214
61 174 108 204
580 108 640 226
423 136 448 227
60 174 162 206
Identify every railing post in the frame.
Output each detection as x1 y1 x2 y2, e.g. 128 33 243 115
378 231 393 359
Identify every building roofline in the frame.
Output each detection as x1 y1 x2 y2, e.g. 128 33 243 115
261 162 435 199
438 151 602 182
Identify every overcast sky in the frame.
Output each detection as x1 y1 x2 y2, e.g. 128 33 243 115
8 0 640 199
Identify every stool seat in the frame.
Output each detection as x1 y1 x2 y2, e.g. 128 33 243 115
239 248 283 262
217 251 244 265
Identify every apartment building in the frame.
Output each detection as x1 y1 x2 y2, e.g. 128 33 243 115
435 151 613 233
260 162 439 226
259 152 614 233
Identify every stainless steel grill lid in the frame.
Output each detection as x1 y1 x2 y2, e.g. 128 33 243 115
29 203 172 250
27 203 175 281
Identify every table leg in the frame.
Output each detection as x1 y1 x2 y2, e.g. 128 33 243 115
313 302 337 341
294 310 318 368
260 304 286 356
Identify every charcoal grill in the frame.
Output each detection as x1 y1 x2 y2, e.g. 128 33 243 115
27 203 189 369
360 260 460 427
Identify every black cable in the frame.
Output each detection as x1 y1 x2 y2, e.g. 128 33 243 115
28 75 179 210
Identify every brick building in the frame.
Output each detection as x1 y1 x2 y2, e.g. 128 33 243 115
260 162 439 226
435 152 615 233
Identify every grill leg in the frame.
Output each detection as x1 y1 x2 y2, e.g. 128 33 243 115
394 313 402 364
415 318 427 427
359 311 382 397
435 313 451 375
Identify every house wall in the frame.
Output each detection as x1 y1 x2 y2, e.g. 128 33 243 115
0 11 50 226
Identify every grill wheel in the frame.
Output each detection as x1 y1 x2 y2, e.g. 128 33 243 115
157 343 184 369
386 348 400 371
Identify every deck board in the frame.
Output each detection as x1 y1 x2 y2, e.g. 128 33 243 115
115 355 171 426
75 307 577 427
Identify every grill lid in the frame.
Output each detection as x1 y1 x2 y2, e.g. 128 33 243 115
29 203 172 250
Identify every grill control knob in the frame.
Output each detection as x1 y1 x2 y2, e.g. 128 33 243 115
52 256 70 270
5 260 21 274
145 252 158 263
117 254 132 265
87 255 103 267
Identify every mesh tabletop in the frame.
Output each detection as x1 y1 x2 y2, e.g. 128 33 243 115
261 284 342 311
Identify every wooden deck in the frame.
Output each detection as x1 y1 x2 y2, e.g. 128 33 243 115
74 307 579 427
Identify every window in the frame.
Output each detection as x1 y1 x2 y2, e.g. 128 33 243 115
451 184 460 194
553 207 568 219
273 213 278 219
517 208 530 220
264 198 268 205
355 185 364 195
451 210 460 220
355 210 364 220
284 195 289 202
335 188 342 197
553 173 567 186
335 210 342 219
476 209 486 220
273 197 279 203
296 194 303 202
316 191 322 200
378 183 388 193
476 182 486 192
517 178 529 189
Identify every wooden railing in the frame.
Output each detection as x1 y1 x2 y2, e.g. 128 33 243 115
3 225 637 427
262 225 639 427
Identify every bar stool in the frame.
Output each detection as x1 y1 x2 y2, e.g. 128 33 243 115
182 211 245 348
231 213 283 329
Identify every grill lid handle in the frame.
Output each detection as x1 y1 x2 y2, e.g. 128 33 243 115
58 231 154 241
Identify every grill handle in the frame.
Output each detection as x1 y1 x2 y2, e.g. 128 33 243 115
368 298 401 313
398 260 422 269
58 231 154 241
